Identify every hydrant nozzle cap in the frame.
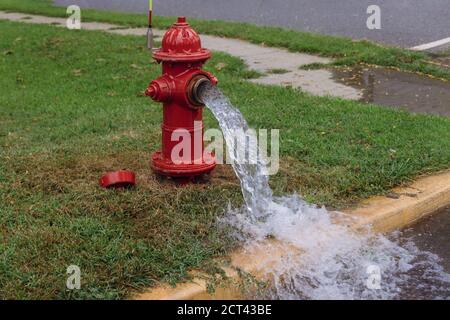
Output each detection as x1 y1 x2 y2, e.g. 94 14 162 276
145 85 156 99
146 78 172 102
99 170 136 189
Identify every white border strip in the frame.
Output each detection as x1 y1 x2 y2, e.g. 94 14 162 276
410 37 450 51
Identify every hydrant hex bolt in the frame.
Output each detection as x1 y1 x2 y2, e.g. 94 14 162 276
146 17 217 178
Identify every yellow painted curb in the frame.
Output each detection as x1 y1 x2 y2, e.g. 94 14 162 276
134 170 450 300
347 170 450 232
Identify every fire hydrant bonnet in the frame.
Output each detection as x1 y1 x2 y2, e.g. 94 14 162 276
153 17 211 62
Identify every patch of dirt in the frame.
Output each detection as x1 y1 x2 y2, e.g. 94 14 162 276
3 149 242 206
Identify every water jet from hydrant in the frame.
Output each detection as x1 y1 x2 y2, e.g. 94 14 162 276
198 82 450 300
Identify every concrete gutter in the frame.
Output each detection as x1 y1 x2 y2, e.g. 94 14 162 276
134 170 450 300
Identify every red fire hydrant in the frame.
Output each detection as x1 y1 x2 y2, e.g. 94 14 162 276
145 17 217 179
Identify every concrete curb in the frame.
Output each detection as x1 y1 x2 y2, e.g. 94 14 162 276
347 170 450 232
134 170 450 300
0 11 361 100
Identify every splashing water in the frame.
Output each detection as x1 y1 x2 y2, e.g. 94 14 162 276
199 83 450 299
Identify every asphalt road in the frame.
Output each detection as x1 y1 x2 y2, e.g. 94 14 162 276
54 0 450 49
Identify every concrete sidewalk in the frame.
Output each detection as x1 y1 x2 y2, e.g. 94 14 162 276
0 11 361 100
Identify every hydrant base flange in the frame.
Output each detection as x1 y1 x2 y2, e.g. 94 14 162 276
151 151 216 178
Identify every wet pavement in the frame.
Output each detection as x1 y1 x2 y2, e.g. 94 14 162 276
402 206 450 273
332 67 450 117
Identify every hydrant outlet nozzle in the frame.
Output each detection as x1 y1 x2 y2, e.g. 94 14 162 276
187 75 213 107
145 78 173 102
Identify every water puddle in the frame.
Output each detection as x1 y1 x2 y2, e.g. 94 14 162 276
200 82 450 300
332 66 450 117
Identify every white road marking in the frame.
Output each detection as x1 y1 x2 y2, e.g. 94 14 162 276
410 37 450 51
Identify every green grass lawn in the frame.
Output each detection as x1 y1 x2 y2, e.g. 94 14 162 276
1 20 450 299
1 0 450 81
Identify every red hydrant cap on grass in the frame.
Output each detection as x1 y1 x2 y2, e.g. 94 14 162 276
99 170 136 189
153 16 211 62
